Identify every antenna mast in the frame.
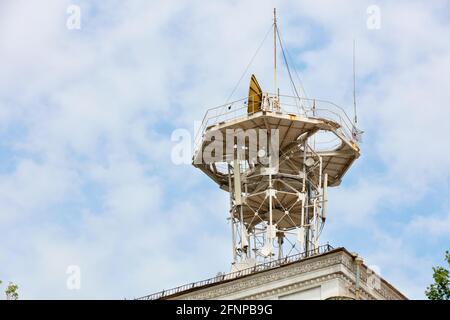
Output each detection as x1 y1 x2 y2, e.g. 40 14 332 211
193 9 361 269
273 8 277 96
353 39 357 124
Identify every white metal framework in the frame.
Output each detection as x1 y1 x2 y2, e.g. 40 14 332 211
193 94 360 270
193 9 360 271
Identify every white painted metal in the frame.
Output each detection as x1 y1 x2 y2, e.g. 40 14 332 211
193 93 360 266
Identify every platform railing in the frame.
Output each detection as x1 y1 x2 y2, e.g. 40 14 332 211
136 244 334 300
193 95 357 159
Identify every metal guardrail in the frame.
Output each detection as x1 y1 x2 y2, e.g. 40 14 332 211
137 244 334 300
193 94 357 158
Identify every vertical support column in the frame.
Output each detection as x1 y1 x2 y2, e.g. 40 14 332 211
253 229 257 260
227 164 237 262
240 205 247 258
245 182 251 259
322 173 328 220
304 142 310 255
233 159 242 206
313 198 318 252
277 233 283 260
268 167 273 262
233 157 246 260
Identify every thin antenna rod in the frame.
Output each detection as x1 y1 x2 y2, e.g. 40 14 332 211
273 8 277 96
353 39 357 124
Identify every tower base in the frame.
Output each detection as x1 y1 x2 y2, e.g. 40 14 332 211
139 247 406 300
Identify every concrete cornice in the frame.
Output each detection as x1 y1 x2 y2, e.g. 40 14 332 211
168 247 407 300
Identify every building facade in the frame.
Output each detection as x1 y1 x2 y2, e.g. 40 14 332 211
149 247 406 300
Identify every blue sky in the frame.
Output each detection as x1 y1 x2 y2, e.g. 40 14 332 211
0 0 449 299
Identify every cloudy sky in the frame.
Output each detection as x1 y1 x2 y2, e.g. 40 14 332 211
0 0 449 299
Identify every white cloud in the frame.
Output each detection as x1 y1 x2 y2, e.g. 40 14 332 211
407 212 450 238
0 0 449 299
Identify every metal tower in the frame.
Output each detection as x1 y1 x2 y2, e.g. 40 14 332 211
192 11 360 272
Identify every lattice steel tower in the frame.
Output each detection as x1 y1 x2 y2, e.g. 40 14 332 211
193 10 360 272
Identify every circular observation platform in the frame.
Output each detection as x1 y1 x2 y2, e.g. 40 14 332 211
192 95 360 231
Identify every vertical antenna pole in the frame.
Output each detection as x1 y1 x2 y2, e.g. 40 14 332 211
273 8 277 96
322 173 328 220
353 39 357 124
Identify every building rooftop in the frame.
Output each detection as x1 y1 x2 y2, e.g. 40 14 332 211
137 245 407 300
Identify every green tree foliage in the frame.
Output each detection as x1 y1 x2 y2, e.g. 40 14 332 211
5 282 19 300
425 251 450 300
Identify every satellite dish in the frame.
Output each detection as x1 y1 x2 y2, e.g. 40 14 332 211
247 74 262 113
